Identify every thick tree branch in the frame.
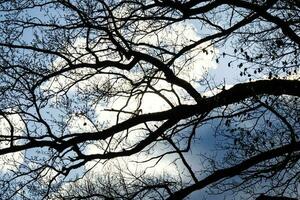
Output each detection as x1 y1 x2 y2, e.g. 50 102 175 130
0 79 298 155
167 140 300 199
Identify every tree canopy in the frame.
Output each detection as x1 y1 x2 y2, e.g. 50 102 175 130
0 0 299 199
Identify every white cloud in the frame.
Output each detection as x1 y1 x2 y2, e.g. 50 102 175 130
0 113 24 172
134 22 218 85
39 20 219 184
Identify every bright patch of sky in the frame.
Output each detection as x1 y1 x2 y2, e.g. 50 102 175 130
37 19 221 185
0 112 24 172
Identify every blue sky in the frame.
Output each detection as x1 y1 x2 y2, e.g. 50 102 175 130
0 1 299 199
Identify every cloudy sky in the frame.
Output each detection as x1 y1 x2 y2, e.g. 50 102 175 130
1 1 298 199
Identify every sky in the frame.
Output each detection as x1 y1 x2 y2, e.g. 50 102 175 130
59 21 243 199
1 1 298 199
0 6 242 199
